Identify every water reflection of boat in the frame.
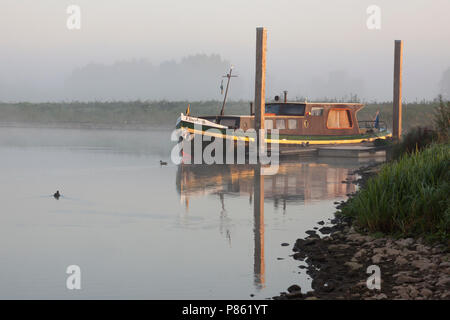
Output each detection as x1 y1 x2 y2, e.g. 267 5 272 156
176 159 364 290
176 160 357 207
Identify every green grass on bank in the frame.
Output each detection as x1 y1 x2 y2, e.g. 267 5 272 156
0 100 440 130
341 143 450 243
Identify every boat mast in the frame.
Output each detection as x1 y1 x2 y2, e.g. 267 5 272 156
219 66 237 117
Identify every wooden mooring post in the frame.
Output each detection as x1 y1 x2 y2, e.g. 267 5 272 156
393 40 403 140
253 27 266 286
254 27 267 156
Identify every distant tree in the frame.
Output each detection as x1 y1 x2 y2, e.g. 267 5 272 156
439 68 450 99
434 95 450 142
63 54 245 101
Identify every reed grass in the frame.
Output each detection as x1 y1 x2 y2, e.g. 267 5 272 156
0 100 439 129
391 127 437 159
341 143 450 242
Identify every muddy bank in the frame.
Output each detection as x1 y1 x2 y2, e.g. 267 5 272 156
274 165 450 300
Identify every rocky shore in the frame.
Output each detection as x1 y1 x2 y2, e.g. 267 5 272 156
274 164 450 300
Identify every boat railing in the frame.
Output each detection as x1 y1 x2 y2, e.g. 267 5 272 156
358 120 388 132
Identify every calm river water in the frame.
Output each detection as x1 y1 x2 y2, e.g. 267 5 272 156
0 126 380 299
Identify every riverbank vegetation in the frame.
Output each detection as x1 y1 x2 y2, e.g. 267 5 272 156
0 101 250 128
341 98 450 243
341 143 449 242
0 99 441 129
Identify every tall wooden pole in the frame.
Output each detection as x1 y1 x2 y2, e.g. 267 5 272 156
254 27 267 155
253 28 266 286
393 40 403 140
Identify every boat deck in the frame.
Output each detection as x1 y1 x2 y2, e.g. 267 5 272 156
277 143 388 158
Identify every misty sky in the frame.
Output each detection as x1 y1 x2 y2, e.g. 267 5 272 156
1 0 449 102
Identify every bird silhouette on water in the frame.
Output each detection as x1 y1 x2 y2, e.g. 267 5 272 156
160 160 168 166
53 190 61 199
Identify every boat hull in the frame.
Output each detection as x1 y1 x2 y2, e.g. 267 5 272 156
176 117 392 146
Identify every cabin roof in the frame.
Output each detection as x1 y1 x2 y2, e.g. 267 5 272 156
197 102 364 119
266 102 364 107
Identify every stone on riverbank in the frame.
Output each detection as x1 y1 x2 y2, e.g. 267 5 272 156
273 163 449 300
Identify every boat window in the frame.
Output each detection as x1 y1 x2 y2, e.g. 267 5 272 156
311 107 324 116
265 104 280 114
288 119 297 129
265 104 305 116
265 119 273 129
327 109 353 129
219 118 238 128
276 119 286 129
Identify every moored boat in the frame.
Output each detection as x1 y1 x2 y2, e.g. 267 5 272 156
175 100 391 147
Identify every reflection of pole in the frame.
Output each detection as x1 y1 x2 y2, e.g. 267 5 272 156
180 165 190 212
218 193 232 246
253 166 265 289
